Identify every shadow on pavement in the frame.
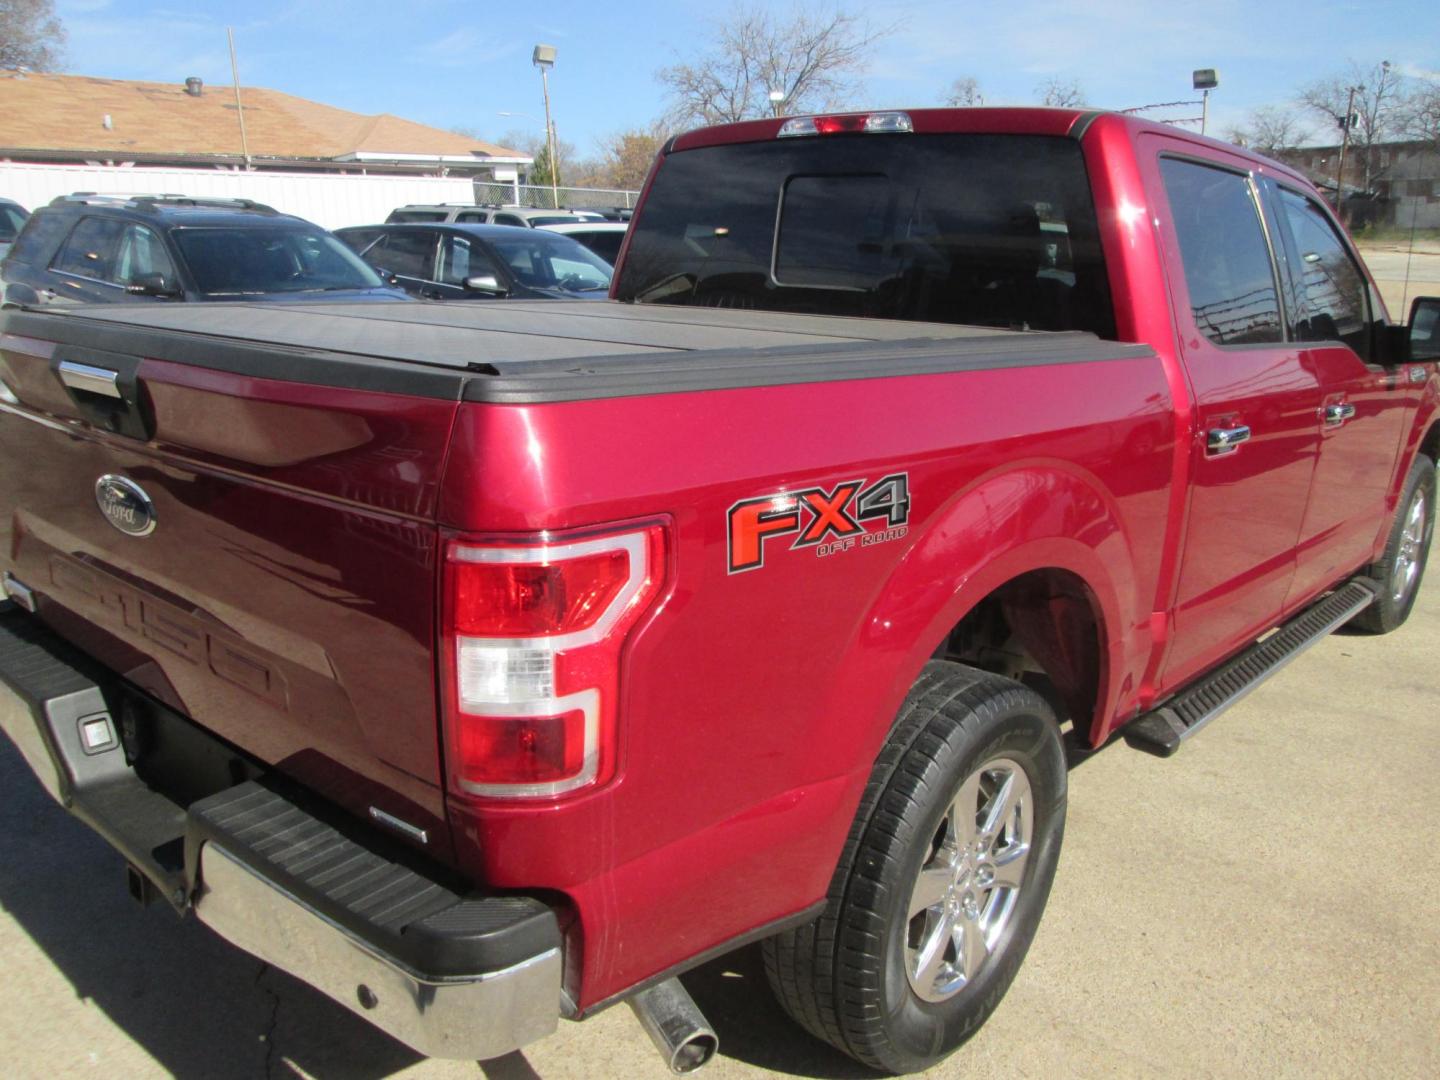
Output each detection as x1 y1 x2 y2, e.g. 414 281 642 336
0 740 421 1078
680 944 882 1080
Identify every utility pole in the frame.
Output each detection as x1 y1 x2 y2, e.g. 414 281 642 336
227 27 252 170
1334 84 1360 214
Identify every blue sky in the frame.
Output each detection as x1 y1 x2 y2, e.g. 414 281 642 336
54 0 1438 156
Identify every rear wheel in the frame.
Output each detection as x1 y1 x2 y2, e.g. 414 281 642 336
763 661 1067 1073
1351 454 1435 634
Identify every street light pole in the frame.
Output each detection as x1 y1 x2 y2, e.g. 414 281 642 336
533 45 559 210
1192 69 1218 136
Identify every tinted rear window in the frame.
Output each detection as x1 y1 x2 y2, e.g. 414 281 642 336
387 210 448 223
574 230 625 264
615 133 1114 337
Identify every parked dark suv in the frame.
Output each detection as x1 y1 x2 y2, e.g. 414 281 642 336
337 222 613 300
1 194 408 306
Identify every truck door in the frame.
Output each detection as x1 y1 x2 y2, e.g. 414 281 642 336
1146 146 1321 691
1262 180 1410 606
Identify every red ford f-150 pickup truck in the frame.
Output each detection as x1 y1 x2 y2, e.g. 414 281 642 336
1 108 1438 1074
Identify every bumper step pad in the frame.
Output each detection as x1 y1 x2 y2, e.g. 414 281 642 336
187 782 558 977
0 607 188 902
1124 579 1376 757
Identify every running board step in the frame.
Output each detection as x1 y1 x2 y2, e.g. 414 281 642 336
1124 579 1377 757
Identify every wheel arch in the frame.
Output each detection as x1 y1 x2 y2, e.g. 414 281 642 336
837 463 1138 765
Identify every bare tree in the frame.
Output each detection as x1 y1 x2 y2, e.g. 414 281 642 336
944 76 983 107
657 4 890 126
0 0 66 71
1398 80 1440 148
1225 106 1312 155
1036 77 1086 108
1297 60 1406 191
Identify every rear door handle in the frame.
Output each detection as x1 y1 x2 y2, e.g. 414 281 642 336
58 360 122 398
1206 425 1251 456
1324 402 1357 426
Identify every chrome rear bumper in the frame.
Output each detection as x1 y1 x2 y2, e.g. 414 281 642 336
0 605 562 1061
195 844 560 1059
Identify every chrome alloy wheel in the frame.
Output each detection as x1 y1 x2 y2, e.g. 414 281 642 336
904 756 1032 1003
1391 490 1428 605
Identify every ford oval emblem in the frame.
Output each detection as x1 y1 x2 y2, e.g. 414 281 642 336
95 475 156 537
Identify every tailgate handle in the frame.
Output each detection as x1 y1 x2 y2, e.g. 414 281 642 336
58 361 123 399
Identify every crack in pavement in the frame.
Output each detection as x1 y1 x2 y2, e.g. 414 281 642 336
255 962 282 1079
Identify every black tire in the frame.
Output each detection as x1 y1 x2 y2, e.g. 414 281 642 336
1351 454 1435 634
763 661 1067 1074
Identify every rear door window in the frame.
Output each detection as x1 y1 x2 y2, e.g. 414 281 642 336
1158 158 1284 346
52 217 127 283
372 232 437 279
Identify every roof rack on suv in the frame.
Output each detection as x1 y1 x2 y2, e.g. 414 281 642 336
51 193 279 213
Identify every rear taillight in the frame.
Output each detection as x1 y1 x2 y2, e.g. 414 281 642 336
777 111 914 137
442 523 665 799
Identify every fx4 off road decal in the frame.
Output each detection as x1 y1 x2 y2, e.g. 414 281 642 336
727 473 911 574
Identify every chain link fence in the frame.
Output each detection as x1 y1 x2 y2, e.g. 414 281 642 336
472 181 641 211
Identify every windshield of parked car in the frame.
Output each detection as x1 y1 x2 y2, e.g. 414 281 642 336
173 226 385 295
485 231 613 292
614 133 1115 337
526 215 588 226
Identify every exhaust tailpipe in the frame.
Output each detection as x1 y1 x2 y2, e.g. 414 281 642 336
627 978 718 1074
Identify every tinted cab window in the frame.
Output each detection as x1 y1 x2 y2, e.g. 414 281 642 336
1273 187 1373 360
1158 158 1283 346
615 133 1115 336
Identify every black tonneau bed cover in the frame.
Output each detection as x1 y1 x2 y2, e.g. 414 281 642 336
1 301 1152 404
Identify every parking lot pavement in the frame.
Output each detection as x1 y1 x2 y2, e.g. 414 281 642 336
2 571 1438 1080
1356 242 1440 318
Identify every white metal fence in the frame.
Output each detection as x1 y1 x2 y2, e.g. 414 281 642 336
0 163 637 231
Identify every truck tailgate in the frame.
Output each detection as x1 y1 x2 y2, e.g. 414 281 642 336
0 310 462 853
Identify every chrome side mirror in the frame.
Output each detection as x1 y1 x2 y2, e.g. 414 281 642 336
464 274 509 297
